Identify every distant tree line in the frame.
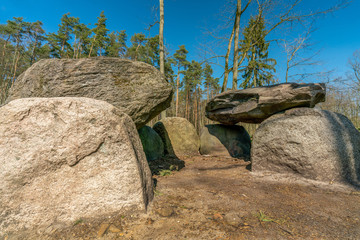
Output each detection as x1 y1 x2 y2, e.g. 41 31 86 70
0 12 221 132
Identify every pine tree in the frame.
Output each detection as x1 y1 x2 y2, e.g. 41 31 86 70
127 33 147 61
47 13 78 58
173 45 189 116
183 60 203 125
89 11 109 57
239 14 276 88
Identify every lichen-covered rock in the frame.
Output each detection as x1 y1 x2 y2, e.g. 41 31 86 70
153 117 200 157
200 124 251 158
251 107 360 186
0 97 153 235
7 57 173 128
206 83 325 124
138 126 164 161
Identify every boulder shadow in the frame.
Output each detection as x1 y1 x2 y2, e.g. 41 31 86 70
150 122 185 175
323 111 360 188
206 124 251 160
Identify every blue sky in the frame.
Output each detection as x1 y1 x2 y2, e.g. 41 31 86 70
1 0 359 87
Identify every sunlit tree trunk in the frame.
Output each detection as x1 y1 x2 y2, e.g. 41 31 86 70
221 27 234 92
175 69 180 116
159 0 166 119
232 0 242 90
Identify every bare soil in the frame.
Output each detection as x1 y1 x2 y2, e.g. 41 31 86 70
3 155 360 240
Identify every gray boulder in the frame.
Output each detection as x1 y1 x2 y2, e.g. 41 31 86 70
153 117 200 157
138 126 164 161
200 124 251 158
7 57 173 129
0 97 153 234
251 107 360 186
206 83 325 124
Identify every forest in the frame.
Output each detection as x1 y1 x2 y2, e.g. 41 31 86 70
0 0 359 133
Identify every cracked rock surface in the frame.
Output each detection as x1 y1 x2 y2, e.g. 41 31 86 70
0 97 153 235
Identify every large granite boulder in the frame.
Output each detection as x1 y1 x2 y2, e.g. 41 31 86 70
200 124 251 158
0 97 153 235
206 83 325 124
251 107 360 186
6 57 173 129
153 117 200 157
138 126 164 161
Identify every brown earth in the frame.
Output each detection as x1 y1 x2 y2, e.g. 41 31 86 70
3 155 360 240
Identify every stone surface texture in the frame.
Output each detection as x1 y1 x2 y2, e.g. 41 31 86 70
6 57 173 128
206 83 326 124
0 97 153 234
251 107 360 186
138 126 164 161
200 124 251 158
153 117 200 157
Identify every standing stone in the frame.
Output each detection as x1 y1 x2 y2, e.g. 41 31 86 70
0 98 153 235
153 117 200 157
138 126 164 161
251 107 360 186
200 124 251 158
206 83 326 124
6 57 173 129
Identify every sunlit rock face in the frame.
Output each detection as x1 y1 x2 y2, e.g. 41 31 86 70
0 97 153 234
251 107 360 186
7 57 173 129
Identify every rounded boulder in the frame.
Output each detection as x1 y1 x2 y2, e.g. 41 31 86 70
251 107 360 186
153 117 200 157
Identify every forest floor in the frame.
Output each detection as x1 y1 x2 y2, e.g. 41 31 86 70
5 155 360 240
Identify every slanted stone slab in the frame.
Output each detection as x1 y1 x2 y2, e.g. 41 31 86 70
7 57 173 129
0 98 153 235
205 83 325 124
153 117 200 157
251 107 360 186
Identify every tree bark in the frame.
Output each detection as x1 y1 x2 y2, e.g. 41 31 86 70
159 0 167 119
232 0 242 90
175 69 180 116
221 27 235 92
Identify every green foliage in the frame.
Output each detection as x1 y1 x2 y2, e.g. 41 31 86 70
92 11 109 56
159 169 172 176
105 30 127 57
73 218 84 226
239 14 276 88
203 63 220 97
184 60 203 92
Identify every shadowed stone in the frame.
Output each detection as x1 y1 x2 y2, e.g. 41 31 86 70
138 126 164 161
200 124 251 159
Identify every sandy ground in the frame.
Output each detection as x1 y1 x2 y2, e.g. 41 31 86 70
3 155 360 240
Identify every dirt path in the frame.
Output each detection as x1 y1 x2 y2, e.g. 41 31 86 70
6 156 360 240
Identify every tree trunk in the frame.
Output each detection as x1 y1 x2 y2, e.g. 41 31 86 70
175 69 180 116
159 0 166 119
73 35 77 59
88 35 96 57
221 27 235 92
12 52 21 85
232 0 242 90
